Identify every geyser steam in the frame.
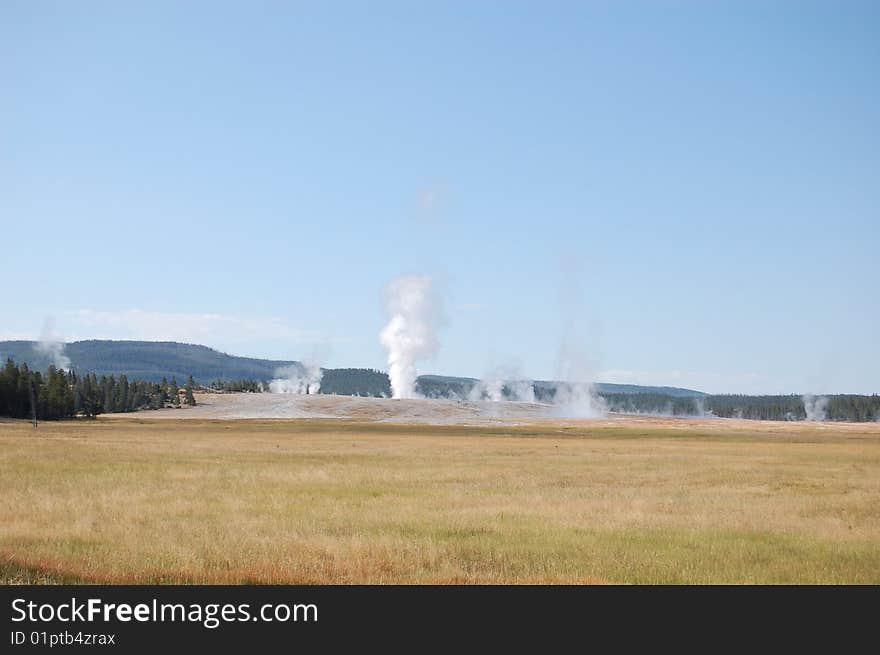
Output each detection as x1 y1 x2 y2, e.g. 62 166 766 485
469 363 536 403
269 360 322 395
379 275 441 399
802 394 828 422
552 331 606 418
36 318 71 371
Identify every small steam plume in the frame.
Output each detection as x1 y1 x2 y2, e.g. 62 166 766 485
379 275 442 399
35 318 71 371
469 362 536 402
269 360 322 395
508 380 536 402
802 394 828 422
549 256 605 418
552 330 606 418
470 378 539 402
552 382 606 417
693 397 712 418
469 377 505 402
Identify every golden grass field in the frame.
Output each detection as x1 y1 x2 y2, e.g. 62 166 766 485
2 413 879 584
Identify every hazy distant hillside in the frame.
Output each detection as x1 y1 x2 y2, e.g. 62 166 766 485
553 381 705 398
416 374 706 399
0 340 298 384
0 340 705 397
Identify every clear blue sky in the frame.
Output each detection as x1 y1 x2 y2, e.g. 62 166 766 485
2 1 878 394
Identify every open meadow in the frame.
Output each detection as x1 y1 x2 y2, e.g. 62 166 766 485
2 410 879 584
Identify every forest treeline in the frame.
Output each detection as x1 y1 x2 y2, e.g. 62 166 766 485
204 369 392 396
598 392 880 422
2 357 878 422
0 359 196 421
320 368 391 396
207 378 264 393
322 372 880 422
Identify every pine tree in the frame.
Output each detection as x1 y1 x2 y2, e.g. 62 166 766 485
80 373 103 418
117 374 130 412
184 375 196 406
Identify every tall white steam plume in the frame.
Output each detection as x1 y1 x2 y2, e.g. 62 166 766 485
269 360 322 395
379 275 442 399
36 318 71 371
802 394 828 422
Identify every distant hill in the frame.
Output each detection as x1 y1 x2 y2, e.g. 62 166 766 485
0 339 705 397
0 340 298 384
546 381 705 398
416 374 705 399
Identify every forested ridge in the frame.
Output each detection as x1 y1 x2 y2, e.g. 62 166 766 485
1 341 704 397
0 340 297 384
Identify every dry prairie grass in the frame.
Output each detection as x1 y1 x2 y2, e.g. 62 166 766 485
1 416 879 584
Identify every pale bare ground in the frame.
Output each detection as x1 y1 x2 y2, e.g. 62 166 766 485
136 391 880 437
134 391 554 422
3 407 880 584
